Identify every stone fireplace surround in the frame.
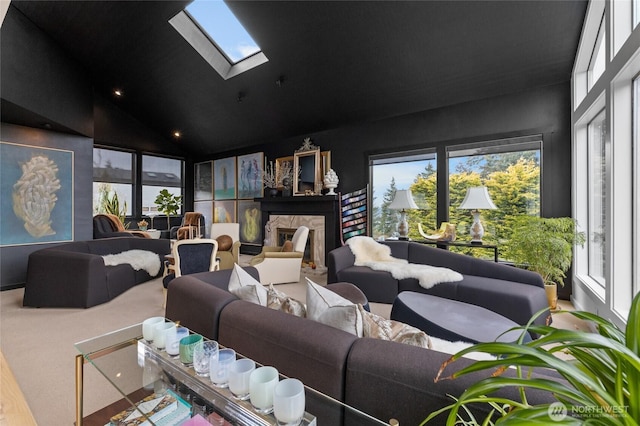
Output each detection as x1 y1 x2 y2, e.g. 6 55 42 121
256 195 341 268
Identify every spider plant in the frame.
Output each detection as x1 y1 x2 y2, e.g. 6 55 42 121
422 290 640 425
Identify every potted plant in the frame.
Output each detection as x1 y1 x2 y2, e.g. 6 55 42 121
154 189 182 230
96 184 129 228
503 216 586 309
422 290 640 425
137 219 148 231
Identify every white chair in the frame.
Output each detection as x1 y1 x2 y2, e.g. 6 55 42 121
210 223 241 270
249 226 309 284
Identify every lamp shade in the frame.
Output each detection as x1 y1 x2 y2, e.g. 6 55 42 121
458 187 497 210
389 189 419 210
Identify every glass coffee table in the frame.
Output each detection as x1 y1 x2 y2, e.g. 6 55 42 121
75 323 391 426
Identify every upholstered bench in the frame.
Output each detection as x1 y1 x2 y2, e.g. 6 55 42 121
390 292 531 344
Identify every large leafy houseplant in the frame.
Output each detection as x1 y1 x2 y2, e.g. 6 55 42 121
504 216 586 308
154 189 182 229
422 290 640 425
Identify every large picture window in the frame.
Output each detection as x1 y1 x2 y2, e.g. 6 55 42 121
93 148 133 216
142 155 183 215
587 110 606 287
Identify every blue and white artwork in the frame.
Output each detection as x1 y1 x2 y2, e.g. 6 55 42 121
1 142 74 246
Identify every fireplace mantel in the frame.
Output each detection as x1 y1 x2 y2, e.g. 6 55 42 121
255 195 341 263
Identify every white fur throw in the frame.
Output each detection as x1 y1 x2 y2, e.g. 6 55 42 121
346 236 462 289
102 250 161 276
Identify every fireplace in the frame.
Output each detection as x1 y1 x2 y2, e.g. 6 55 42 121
277 227 315 264
256 195 341 268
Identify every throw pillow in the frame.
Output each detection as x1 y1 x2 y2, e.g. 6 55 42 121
216 234 233 251
267 284 307 317
281 240 293 252
228 263 268 306
357 305 431 349
306 278 363 337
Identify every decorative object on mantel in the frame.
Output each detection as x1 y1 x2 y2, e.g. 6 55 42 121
295 137 319 153
262 159 279 197
323 169 339 195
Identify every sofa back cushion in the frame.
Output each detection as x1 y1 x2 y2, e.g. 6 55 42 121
218 300 358 401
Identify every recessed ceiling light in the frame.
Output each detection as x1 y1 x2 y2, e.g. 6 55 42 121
173 131 182 138
113 89 123 97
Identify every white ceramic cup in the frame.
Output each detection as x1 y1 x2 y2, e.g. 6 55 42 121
210 348 235 387
153 321 175 350
249 366 279 414
142 317 165 342
228 358 256 400
273 378 305 426
165 326 189 357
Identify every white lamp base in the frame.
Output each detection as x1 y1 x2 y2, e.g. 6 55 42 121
397 210 409 240
469 210 484 243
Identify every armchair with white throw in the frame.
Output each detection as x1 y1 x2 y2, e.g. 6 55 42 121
249 226 309 284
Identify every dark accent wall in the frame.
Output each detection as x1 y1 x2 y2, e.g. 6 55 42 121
1 5 189 289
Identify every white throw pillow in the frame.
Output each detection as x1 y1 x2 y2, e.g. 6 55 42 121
305 278 363 337
228 263 268 306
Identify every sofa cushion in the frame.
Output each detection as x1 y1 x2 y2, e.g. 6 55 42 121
357 304 431 348
306 278 363 337
267 284 306 317
336 265 399 304
228 264 267 306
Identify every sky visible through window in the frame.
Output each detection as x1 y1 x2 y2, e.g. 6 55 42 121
186 0 261 63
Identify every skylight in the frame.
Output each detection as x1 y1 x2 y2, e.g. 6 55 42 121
185 0 261 64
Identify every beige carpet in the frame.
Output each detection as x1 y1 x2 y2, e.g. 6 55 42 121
0 260 585 426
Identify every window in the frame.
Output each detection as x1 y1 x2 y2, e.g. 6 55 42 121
169 1 268 80
587 110 606 288
572 0 640 325
588 15 606 89
93 148 133 216
185 0 260 64
370 150 436 240
447 137 541 246
142 155 184 215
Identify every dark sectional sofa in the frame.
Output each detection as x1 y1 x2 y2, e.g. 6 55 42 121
24 237 170 308
165 268 560 425
328 240 550 327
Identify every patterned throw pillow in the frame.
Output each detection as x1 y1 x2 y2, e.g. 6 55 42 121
267 284 307 317
306 278 363 337
357 304 432 349
228 263 268 306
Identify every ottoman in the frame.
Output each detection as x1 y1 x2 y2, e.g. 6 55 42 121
390 292 531 343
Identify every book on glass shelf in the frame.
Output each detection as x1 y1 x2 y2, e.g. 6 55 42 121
109 392 178 426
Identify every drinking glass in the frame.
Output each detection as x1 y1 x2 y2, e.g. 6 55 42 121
249 366 279 414
166 326 189 358
142 317 165 343
179 334 203 366
273 378 305 426
193 340 218 377
228 358 256 400
210 348 235 388
153 321 175 350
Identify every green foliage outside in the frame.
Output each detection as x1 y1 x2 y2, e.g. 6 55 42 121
373 155 541 260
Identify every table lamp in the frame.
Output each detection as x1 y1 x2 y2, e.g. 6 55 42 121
458 186 497 243
389 189 419 240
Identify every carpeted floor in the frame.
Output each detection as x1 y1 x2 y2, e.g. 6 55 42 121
0 258 587 426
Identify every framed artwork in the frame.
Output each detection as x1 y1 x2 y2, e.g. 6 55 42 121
237 200 261 245
194 161 213 201
237 152 264 199
194 200 213 238
213 200 236 223
213 156 236 200
1 141 74 246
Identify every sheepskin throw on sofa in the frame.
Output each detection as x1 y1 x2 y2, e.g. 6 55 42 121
102 250 161 276
346 236 462 289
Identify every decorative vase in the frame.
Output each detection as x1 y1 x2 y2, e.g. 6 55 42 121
323 169 339 196
139 226 148 231
545 283 558 310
